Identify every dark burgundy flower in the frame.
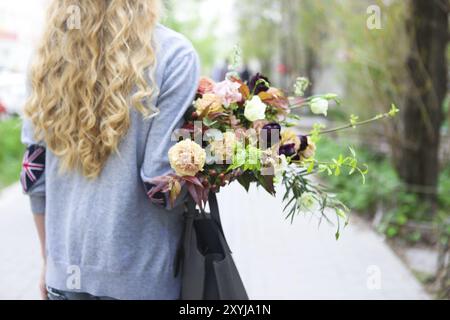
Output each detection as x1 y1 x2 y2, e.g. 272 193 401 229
299 135 309 151
279 143 297 157
288 135 310 161
249 73 270 95
260 123 281 148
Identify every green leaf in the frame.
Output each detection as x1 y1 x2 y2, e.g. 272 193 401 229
388 103 400 117
257 173 276 196
335 231 340 240
386 226 398 238
287 113 301 120
237 174 253 192
349 146 356 157
334 166 341 176
350 114 359 127
203 117 217 127
307 160 315 173
327 167 333 176
336 208 347 219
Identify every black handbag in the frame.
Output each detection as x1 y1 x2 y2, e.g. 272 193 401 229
174 192 249 300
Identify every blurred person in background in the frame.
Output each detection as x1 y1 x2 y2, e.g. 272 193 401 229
239 63 252 83
211 58 229 81
21 0 199 300
0 100 6 115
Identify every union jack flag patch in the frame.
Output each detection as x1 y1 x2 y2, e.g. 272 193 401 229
20 145 46 192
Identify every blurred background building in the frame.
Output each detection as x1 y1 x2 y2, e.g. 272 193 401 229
0 0 46 115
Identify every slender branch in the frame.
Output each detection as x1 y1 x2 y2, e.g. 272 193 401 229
309 113 392 136
289 103 310 110
288 95 319 110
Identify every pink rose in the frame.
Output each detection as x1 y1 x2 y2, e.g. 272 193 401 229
213 79 242 107
198 77 215 95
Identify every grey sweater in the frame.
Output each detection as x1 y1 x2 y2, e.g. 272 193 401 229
21 25 200 300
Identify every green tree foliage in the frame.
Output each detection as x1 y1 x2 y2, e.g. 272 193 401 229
236 0 449 238
237 0 279 74
0 117 23 189
237 0 329 91
163 0 218 72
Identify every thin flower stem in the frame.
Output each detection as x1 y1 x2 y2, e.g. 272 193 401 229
289 95 321 110
291 159 368 174
309 113 390 136
289 103 310 110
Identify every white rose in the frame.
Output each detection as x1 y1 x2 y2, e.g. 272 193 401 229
310 97 329 116
244 96 267 122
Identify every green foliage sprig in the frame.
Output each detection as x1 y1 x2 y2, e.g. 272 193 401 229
282 165 350 239
310 104 400 136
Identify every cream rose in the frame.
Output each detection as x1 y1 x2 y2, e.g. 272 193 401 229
168 139 206 176
244 96 267 122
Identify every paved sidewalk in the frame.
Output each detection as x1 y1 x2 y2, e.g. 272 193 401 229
0 182 429 300
219 183 429 299
0 184 41 300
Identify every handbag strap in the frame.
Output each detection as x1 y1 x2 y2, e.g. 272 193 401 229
207 192 224 235
208 192 232 254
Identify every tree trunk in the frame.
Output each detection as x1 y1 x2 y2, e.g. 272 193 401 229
398 0 448 213
279 0 301 90
436 235 449 298
304 46 316 97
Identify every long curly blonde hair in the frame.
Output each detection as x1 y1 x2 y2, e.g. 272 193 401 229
25 0 161 178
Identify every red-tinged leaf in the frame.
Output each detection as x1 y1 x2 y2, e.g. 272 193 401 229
148 175 170 186
209 112 229 120
289 96 305 106
148 181 168 193
259 92 289 111
147 183 168 200
258 91 273 101
182 176 204 188
230 77 249 100
187 183 203 209
239 84 250 100
201 186 209 206
195 184 206 208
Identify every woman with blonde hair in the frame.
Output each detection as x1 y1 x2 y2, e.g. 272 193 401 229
21 0 199 300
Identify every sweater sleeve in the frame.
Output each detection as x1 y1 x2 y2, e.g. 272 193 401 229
140 48 200 209
21 117 46 215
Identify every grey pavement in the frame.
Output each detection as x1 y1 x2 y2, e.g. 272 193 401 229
0 182 430 300
0 183 41 300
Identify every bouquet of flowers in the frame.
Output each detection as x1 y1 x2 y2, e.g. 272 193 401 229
148 71 398 238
